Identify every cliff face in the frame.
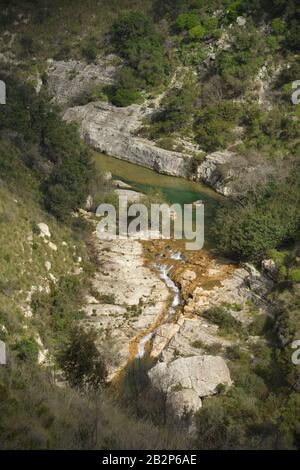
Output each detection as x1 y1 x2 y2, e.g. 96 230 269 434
47 56 119 106
64 101 194 178
46 57 239 195
196 150 237 197
62 95 240 195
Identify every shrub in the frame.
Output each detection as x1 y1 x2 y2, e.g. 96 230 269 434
202 306 243 335
203 16 219 34
195 101 240 152
58 327 107 393
81 44 97 62
13 337 39 363
216 28 266 97
266 249 289 270
266 35 280 51
176 12 200 31
285 20 300 51
112 11 153 42
290 269 300 283
271 18 286 35
0 74 95 221
151 83 196 134
44 147 93 221
247 315 269 336
213 172 300 261
188 24 205 41
111 88 141 107
226 1 243 23
20 35 37 56
31 275 84 338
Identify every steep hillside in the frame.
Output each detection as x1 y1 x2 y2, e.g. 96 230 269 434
0 69 187 450
1 0 300 450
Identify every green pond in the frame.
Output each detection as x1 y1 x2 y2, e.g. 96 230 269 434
93 152 223 245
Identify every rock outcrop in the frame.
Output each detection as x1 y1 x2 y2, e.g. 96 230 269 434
83 229 169 380
142 240 272 361
196 150 237 196
46 56 269 196
153 316 232 364
64 99 246 193
47 56 119 106
64 101 193 178
148 355 232 398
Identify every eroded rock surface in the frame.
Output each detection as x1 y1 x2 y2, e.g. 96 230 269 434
196 150 237 196
47 56 119 106
83 233 169 380
64 101 193 178
148 355 232 398
151 255 273 364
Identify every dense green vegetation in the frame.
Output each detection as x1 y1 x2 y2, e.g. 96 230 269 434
213 170 300 260
106 11 168 106
0 72 94 221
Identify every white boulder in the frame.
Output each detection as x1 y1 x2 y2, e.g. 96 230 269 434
37 223 51 238
148 355 232 398
45 261 51 271
236 16 246 27
48 242 57 252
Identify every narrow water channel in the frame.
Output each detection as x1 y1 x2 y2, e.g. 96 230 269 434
93 151 223 357
136 260 182 358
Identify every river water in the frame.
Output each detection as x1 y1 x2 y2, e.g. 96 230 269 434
93 151 221 243
93 151 221 357
136 261 182 358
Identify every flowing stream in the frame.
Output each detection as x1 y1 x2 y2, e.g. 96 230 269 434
136 257 182 358
92 151 222 358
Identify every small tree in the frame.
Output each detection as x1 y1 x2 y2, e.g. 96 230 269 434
58 327 107 393
189 25 205 41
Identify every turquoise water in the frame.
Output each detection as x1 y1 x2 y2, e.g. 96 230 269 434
93 152 222 244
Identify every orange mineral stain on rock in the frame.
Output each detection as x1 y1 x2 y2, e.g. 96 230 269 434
128 239 237 361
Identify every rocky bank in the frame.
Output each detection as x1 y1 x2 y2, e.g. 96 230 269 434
64 101 194 178
82 225 273 418
82 217 170 381
63 98 249 196
45 57 237 193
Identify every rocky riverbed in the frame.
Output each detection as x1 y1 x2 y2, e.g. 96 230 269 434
82 218 273 417
82 218 170 381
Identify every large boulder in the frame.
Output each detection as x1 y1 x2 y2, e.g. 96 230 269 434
148 355 232 398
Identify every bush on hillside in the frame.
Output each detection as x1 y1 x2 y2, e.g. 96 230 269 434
58 327 107 393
